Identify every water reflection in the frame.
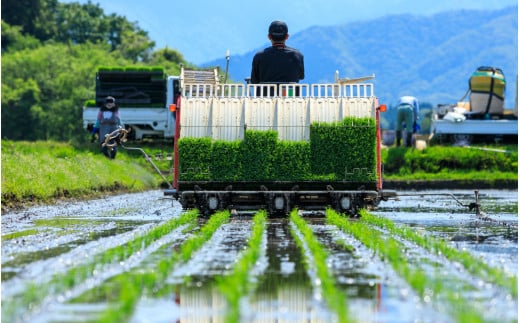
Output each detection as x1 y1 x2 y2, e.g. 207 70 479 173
311 221 448 322
1 220 148 282
375 189 518 275
133 218 336 322
248 218 333 322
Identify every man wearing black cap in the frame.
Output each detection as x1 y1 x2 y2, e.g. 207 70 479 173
250 20 304 85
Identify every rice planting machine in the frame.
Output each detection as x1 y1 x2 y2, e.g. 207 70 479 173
164 68 396 215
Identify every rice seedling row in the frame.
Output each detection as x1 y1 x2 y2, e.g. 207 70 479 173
42 210 233 322
326 209 517 322
1 220 139 278
46 221 194 323
367 219 518 321
1 220 158 297
91 210 231 322
310 219 451 322
2 209 199 322
217 210 268 322
290 210 351 322
359 209 517 297
2 189 516 322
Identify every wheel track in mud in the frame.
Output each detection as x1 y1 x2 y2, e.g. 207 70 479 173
2 190 517 322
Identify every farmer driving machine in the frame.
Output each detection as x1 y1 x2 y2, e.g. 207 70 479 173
161 68 396 216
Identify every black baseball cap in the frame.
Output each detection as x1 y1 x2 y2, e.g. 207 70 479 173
269 20 288 40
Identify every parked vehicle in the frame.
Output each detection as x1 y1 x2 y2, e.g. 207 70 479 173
83 67 219 140
431 66 518 144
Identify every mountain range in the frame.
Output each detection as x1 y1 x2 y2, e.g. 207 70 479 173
203 6 518 108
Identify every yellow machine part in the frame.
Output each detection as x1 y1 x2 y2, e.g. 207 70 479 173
469 67 506 99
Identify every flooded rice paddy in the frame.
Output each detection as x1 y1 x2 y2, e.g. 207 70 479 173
1 189 517 322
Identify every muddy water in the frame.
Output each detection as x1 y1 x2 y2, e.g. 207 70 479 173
246 218 333 322
309 220 450 322
1 189 517 322
131 218 335 322
374 190 518 275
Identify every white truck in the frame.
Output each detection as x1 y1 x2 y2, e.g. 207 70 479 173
431 66 518 144
82 67 220 140
431 105 518 144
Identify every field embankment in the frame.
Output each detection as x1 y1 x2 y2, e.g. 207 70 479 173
1 141 166 211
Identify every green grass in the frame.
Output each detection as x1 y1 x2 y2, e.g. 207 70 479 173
1 140 160 207
383 169 517 181
382 145 518 180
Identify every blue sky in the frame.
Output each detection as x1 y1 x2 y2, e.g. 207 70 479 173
66 0 517 64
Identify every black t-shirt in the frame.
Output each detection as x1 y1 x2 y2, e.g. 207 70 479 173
250 45 304 84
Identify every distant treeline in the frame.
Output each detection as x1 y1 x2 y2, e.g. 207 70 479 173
1 0 194 142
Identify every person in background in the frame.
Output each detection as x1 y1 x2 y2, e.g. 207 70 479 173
250 20 304 95
395 95 420 147
91 96 124 159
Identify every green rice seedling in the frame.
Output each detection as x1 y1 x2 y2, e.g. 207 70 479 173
290 210 350 323
144 211 230 284
2 210 199 322
178 137 212 180
240 130 278 180
97 275 142 323
177 210 231 262
94 210 230 321
310 117 376 181
178 122 377 183
210 140 242 180
2 229 39 241
333 238 355 252
326 209 488 322
32 217 103 228
358 210 517 297
272 141 311 180
217 210 267 323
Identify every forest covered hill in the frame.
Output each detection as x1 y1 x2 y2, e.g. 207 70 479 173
206 6 518 108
